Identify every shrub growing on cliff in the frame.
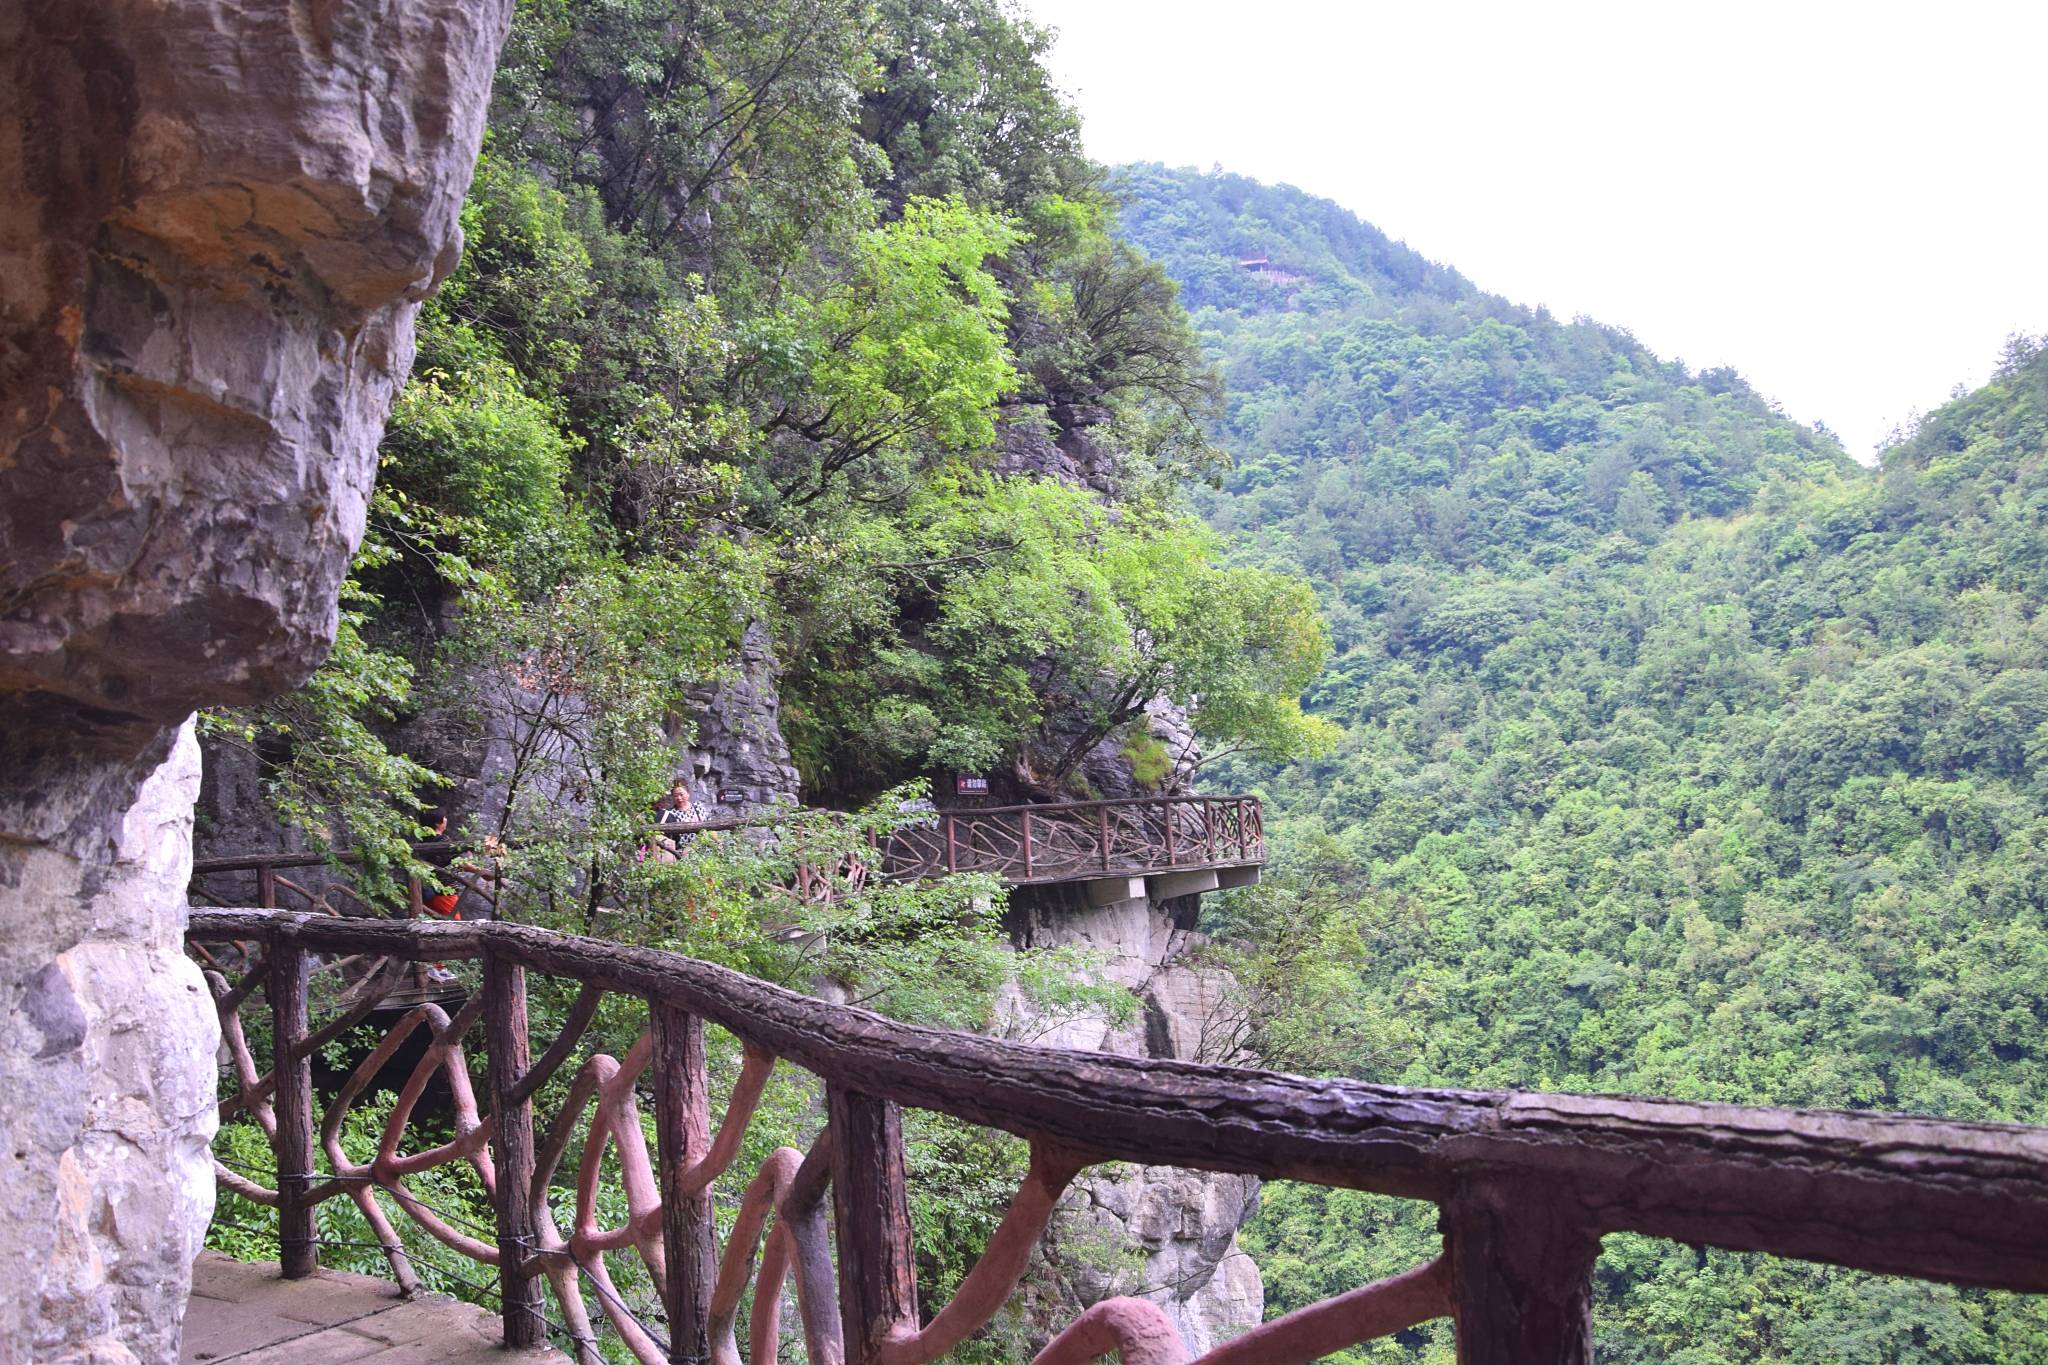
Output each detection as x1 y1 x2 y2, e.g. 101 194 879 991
785 472 1335 794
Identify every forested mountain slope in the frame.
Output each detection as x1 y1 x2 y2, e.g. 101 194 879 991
1120 165 2048 1361
1117 163 1857 574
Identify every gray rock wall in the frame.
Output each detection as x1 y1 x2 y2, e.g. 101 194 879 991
992 399 1122 497
1001 884 1265 1355
1062 695 1202 802
676 621 804 812
3 726 219 1364
0 2 509 1358
195 614 803 855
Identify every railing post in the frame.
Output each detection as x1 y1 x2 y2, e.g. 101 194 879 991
1163 800 1177 866
482 949 546 1348
1021 809 1034 878
1097 804 1111 871
1444 1184 1599 1365
828 1086 919 1365
268 937 317 1277
944 815 958 873
258 861 277 909
1203 800 1216 862
652 1003 717 1364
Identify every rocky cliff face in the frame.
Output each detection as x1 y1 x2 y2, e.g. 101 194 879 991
675 621 805 812
980 311 1263 1355
1001 885 1265 1354
195 615 803 883
993 400 1122 497
0 2 509 1357
2 725 219 1365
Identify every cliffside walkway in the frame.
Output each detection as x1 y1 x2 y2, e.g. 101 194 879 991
668 792 1266 903
189 793 1266 917
185 907 2048 1365
182 1251 564 1363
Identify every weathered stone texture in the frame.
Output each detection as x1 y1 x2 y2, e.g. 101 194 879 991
992 399 1122 497
3 725 219 1365
1071 695 1200 801
675 621 804 811
1 0 509 769
0 2 510 1359
193 617 804 869
1045 1163 1263 1356
1002 884 1265 1354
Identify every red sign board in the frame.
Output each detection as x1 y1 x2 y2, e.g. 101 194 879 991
955 775 989 796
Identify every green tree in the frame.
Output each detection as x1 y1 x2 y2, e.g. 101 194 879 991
1614 470 1668 543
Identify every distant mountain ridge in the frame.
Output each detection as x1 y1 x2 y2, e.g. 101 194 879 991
1114 163 1475 315
1113 163 1851 578
1117 163 2048 1361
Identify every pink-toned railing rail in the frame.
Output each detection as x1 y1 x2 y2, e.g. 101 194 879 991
187 909 2048 1365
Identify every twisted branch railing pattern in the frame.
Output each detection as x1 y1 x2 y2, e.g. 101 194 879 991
189 909 2048 1365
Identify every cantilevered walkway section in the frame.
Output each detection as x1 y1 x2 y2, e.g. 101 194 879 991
190 794 1267 916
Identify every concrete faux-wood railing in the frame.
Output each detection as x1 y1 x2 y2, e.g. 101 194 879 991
666 794 1265 900
188 794 1266 915
186 908 2048 1365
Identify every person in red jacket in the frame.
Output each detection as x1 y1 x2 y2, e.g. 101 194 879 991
414 807 494 984
416 808 464 918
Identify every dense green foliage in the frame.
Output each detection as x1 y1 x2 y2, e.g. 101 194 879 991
1123 166 2048 1361
228 7 1329 868
205 9 1323 1361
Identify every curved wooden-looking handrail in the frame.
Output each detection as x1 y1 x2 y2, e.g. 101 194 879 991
188 908 2048 1298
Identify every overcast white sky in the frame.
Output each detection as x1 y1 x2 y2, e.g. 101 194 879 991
1023 0 2048 460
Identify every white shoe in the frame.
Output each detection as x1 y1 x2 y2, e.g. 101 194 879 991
425 966 459 984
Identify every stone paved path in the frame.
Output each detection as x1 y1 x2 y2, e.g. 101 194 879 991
182 1251 568 1363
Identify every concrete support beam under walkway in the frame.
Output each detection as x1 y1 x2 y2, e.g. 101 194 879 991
1148 869 1222 901
1085 876 1149 907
